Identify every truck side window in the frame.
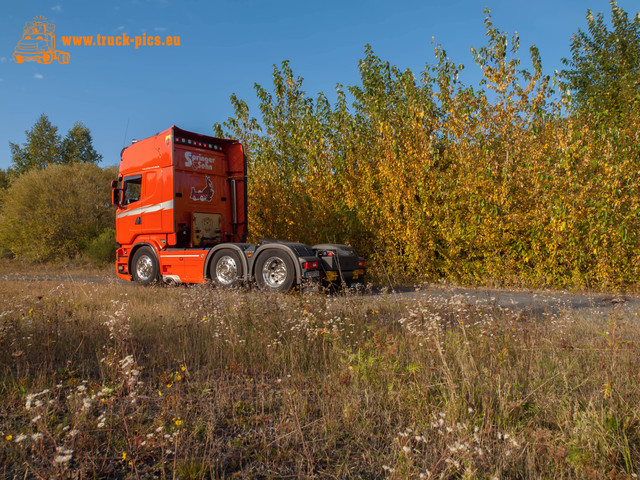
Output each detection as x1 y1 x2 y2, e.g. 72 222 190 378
122 175 142 205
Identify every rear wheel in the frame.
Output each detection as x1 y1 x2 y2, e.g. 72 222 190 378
210 250 244 288
57 52 70 64
131 247 158 285
255 250 296 292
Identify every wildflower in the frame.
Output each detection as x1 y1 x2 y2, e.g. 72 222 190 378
402 445 411 453
5 435 12 441
122 452 127 460
54 454 72 463
31 433 42 441
174 419 182 427
158 391 162 396
31 415 42 423
14 434 27 443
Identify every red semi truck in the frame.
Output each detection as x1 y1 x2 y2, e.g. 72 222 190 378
111 126 365 291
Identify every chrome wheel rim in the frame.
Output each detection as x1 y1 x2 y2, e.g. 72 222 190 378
136 255 154 281
262 256 287 288
215 255 238 285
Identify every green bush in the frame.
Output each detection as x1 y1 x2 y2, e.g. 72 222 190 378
84 227 117 266
0 163 116 261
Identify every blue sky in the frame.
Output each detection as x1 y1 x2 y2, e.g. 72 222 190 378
1 0 637 170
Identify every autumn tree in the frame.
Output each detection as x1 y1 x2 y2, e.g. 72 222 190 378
560 1 640 121
60 121 103 165
8 114 102 177
9 114 61 176
214 9 640 288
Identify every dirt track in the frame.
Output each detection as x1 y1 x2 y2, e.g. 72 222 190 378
380 284 638 317
2 273 638 317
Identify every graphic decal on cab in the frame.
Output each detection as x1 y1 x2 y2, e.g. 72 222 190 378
190 176 214 202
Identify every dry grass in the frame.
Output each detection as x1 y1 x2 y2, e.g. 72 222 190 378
0 258 114 280
1 278 639 479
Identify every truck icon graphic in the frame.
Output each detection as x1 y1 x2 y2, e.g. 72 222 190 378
14 17 70 64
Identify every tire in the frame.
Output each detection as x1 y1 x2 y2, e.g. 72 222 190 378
38 52 53 64
131 247 159 285
210 249 244 288
57 52 70 64
254 250 296 292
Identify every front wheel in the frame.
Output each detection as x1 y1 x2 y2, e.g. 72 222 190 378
131 247 159 285
255 250 296 293
210 249 244 288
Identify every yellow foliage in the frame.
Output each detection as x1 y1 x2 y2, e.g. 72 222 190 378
219 22 640 289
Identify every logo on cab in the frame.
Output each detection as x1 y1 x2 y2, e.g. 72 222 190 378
184 151 215 171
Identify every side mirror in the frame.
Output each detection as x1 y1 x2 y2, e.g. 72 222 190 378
111 187 122 207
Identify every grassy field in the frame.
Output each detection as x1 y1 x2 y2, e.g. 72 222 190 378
1 276 639 479
0 258 114 279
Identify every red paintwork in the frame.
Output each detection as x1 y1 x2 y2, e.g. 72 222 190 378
114 126 247 283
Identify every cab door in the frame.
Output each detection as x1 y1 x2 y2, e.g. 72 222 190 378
115 174 143 245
